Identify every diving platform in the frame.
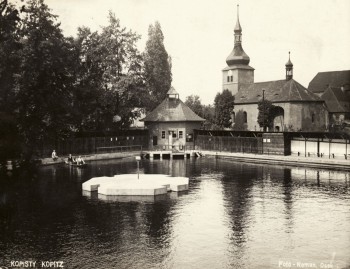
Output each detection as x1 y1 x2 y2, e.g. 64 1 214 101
82 174 189 198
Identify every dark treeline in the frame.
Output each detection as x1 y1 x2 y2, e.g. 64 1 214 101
0 0 172 163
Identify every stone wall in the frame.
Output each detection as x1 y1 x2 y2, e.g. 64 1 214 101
291 102 327 132
233 104 259 131
233 102 328 132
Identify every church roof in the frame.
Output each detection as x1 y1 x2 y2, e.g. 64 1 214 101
321 87 350 113
141 97 205 122
308 70 350 94
226 45 250 66
222 65 254 71
235 79 323 104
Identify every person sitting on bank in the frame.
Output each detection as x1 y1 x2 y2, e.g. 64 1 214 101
52 150 58 161
77 156 85 165
67 154 74 163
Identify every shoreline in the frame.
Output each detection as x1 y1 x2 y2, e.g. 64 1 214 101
201 151 350 171
39 150 350 171
40 151 140 166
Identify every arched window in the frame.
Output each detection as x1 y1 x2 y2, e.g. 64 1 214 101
232 112 235 123
311 113 315 123
243 111 247 123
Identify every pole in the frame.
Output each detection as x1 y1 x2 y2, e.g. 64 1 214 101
262 90 265 132
135 156 141 179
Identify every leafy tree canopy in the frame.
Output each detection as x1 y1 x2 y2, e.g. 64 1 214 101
214 89 234 129
143 21 172 111
185 95 203 117
73 12 146 132
15 0 77 145
257 99 277 131
0 0 174 161
0 0 22 112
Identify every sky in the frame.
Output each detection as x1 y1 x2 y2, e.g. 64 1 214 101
12 0 350 104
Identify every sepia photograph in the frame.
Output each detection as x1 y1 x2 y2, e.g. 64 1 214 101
0 0 349 268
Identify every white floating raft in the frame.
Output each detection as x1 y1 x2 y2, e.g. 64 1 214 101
82 174 189 196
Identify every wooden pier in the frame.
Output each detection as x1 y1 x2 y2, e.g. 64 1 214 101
143 150 202 159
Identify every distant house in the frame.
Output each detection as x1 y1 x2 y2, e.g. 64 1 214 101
141 87 205 150
321 87 350 131
224 7 327 132
308 70 350 97
308 71 350 133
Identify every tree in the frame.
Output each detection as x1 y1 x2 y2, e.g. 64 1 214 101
0 0 22 112
73 12 146 131
214 89 235 129
257 99 276 131
143 21 172 111
185 95 203 117
15 0 77 148
233 110 248 131
202 104 216 129
99 12 145 130
0 0 22 163
73 26 108 131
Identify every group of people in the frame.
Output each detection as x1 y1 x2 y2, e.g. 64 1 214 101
67 154 85 165
51 150 85 165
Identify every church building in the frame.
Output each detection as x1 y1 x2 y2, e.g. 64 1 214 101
224 6 328 132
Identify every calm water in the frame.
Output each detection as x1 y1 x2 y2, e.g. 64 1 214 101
0 158 349 269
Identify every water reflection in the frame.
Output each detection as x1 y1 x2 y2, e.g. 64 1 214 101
0 158 349 269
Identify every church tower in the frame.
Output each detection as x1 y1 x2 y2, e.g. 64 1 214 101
222 5 254 96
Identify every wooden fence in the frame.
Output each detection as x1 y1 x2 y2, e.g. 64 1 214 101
195 135 263 154
35 132 149 158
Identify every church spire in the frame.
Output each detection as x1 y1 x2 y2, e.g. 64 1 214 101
226 4 250 66
285 51 293 80
234 4 242 33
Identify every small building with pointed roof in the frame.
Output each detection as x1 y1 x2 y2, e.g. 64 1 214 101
308 70 350 132
142 87 205 150
320 85 350 133
308 70 350 97
223 5 328 132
